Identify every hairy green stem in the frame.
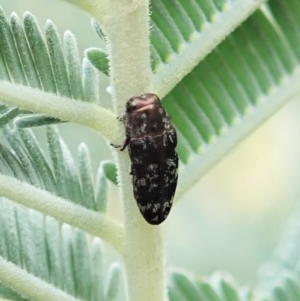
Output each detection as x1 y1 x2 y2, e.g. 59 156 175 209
99 0 168 300
0 174 124 252
59 0 108 24
0 81 117 141
0 256 79 301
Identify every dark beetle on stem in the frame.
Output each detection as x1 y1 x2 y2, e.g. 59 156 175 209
112 93 178 225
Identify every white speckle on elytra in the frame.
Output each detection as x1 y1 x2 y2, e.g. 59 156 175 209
152 204 159 213
148 164 158 171
151 216 159 223
168 132 174 143
138 178 146 186
141 122 147 133
162 134 168 146
154 203 161 210
138 204 146 212
146 173 158 181
166 158 176 166
133 157 142 164
149 182 158 192
162 201 170 211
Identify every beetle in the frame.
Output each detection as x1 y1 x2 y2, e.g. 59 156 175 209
112 93 178 225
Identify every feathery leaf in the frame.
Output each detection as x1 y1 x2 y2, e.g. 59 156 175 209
0 125 115 212
0 8 102 128
0 197 119 300
162 2 300 198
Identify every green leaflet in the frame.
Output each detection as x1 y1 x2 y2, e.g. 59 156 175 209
258 212 300 301
0 197 120 301
0 125 121 299
104 262 120 301
0 125 114 212
168 270 251 301
85 47 109 77
163 1 300 197
0 8 101 128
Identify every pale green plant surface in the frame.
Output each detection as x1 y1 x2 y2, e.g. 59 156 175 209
0 0 300 300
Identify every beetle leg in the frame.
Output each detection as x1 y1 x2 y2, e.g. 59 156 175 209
120 136 130 151
110 143 121 148
110 136 130 150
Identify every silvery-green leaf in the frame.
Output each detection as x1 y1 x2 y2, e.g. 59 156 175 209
0 8 101 128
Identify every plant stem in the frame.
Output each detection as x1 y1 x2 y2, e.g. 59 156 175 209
98 0 168 300
104 0 153 115
0 81 117 141
0 256 79 301
0 174 124 253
